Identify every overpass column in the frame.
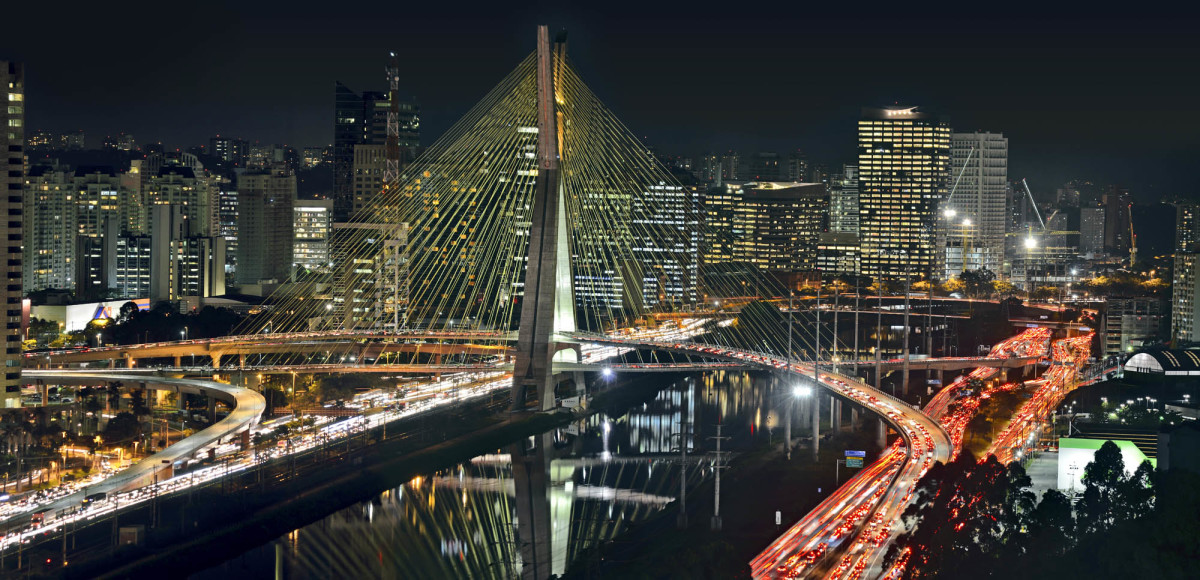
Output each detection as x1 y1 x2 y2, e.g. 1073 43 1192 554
38 381 47 408
126 356 135 369
811 393 820 462
174 355 182 368
239 354 246 368
850 406 859 429
207 396 217 422
211 352 221 369
877 418 887 449
834 398 843 431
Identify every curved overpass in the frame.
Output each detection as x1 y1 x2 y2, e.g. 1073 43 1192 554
3 371 265 528
567 332 954 578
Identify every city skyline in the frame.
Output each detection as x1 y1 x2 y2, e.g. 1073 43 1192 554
3 5 1199 197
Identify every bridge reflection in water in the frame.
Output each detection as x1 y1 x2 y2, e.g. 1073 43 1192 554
192 371 798 579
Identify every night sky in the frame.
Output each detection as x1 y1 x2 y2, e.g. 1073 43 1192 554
5 3 1199 199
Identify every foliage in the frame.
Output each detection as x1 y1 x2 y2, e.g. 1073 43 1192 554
958 268 997 298
314 374 380 403
103 412 142 444
1081 272 1168 297
887 440 1160 579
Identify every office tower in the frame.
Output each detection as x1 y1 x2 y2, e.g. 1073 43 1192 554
351 143 386 216
102 206 224 303
1079 206 1106 255
301 147 325 168
1056 182 1082 207
719 151 740 182
742 152 786 181
2 61 22 407
329 222 408 330
236 166 296 284
829 165 860 235
142 152 214 236
628 181 699 308
733 182 828 272
817 232 861 276
333 76 419 223
942 132 1008 278
294 198 333 271
1105 297 1163 355
1103 186 1132 256
857 106 951 279
786 151 808 182
697 154 721 183
209 136 247 166
215 178 237 276
806 163 830 186
702 182 740 263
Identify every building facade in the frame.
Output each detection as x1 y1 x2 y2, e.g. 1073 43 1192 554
857 106 950 280
829 165 860 235
733 182 828 272
1079 206 1106 256
2 61 24 406
942 132 1007 278
294 198 333 271
1105 297 1164 355
236 166 296 284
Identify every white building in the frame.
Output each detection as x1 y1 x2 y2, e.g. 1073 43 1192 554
942 132 1007 279
294 198 333 271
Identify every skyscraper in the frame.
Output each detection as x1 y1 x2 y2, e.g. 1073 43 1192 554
857 106 950 279
1103 186 1132 257
333 78 419 223
942 131 1007 278
2 61 22 407
1172 204 1200 345
1079 206 1106 255
733 182 828 272
236 166 296 285
829 165 860 235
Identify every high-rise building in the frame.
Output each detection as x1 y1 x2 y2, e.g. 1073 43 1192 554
732 182 828 272
23 164 75 291
294 198 333 271
829 165 860 235
817 232 861 276
1103 186 1132 257
742 152 786 181
2 61 22 407
215 177 237 277
1105 297 1163 355
1079 206 1106 255
786 151 807 183
351 143 386 217
1172 252 1200 345
142 152 214 236
333 79 419 223
329 222 408 330
236 166 295 284
702 182 740 263
942 132 1007 278
857 106 950 279
1171 204 1200 345
1056 181 1082 207
719 152 740 182
209 136 247 167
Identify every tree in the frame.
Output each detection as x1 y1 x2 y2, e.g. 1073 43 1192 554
1075 440 1125 535
102 412 141 443
959 268 997 298
1026 489 1075 557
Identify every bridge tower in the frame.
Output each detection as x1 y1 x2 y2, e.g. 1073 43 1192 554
512 26 577 411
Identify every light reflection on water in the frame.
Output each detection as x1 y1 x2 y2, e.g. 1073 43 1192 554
193 371 783 579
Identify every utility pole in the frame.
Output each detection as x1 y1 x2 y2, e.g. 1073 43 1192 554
709 423 729 531
785 291 794 460
674 419 691 529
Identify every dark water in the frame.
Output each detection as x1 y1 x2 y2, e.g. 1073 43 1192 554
194 371 794 579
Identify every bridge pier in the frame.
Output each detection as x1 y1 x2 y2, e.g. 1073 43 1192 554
877 418 887 449
211 353 221 369
125 356 135 369
239 353 247 368
851 406 859 430
834 398 843 432
207 396 217 422
811 393 820 462
174 355 182 368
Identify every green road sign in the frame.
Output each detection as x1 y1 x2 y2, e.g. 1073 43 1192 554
846 457 863 468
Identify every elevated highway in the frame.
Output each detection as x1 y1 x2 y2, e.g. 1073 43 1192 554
3 371 264 529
